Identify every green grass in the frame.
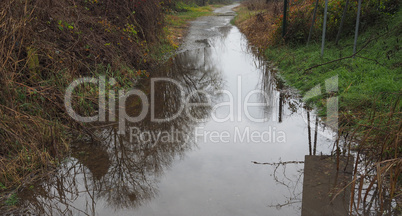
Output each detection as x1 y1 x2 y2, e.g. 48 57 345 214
264 10 402 118
166 3 215 27
5 193 18 206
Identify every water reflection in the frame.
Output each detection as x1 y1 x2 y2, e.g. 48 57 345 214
18 46 224 215
307 110 319 156
251 49 354 213
16 13 355 216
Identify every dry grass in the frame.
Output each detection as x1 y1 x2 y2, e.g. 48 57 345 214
234 0 283 48
337 97 401 214
0 0 165 198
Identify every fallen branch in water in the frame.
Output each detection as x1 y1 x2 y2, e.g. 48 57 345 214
251 160 304 165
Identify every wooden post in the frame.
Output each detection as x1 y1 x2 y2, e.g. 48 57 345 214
307 0 320 45
353 0 362 55
335 0 350 45
321 0 329 57
282 0 288 38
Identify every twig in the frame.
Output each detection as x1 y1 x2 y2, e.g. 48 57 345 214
304 28 393 72
355 55 385 66
251 160 304 165
304 38 372 72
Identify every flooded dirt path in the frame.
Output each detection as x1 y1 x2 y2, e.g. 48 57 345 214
17 4 339 215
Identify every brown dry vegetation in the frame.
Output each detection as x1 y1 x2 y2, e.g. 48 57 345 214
234 0 283 48
337 99 401 214
0 0 231 206
0 0 165 196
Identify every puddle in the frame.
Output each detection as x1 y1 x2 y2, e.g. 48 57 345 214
16 5 347 216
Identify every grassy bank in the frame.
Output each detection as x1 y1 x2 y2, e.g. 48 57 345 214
235 2 401 154
233 1 401 120
264 11 401 119
234 1 401 214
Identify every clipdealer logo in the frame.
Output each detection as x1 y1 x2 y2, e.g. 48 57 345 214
65 76 274 134
64 75 338 142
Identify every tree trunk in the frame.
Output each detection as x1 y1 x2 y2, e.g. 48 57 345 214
282 0 288 38
321 0 329 57
353 0 362 55
335 0 350 45
306 0 320 45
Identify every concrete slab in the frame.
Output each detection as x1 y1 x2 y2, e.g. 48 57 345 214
302 155 354 216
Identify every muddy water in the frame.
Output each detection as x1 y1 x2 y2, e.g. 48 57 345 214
19 4 337 216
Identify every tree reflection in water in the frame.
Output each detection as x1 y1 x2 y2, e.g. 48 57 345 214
18 46 224 215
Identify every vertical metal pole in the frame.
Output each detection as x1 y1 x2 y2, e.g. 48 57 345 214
307 0 319 45
282 0 288 38
353 0 362 55
321 0 329 57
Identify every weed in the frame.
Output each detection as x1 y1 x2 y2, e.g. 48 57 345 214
5 193 18 206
